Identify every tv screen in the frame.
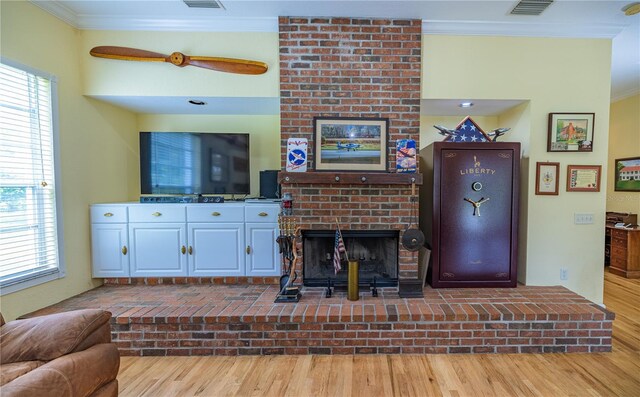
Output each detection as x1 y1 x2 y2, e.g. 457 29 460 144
140 132 250 195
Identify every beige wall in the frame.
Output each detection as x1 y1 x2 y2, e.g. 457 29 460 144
137 115 281 197
607 94 640 215
80 31 279 98
1 3 615 319
422 36 612 303
0 2 139 320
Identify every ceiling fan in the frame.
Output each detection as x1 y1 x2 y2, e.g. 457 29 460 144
89 46 268 75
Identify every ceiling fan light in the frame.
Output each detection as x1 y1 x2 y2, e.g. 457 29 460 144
459 102 474 108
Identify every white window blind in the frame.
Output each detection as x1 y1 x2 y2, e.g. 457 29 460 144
0 60 63 293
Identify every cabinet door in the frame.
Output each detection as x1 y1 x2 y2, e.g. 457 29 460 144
245 223 280 276
129 223 187 277
91 223 129 277
188 223 244 276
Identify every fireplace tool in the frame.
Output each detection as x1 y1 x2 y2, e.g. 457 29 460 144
275 215 301 303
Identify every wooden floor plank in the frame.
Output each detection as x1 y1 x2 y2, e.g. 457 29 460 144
118 270 640 397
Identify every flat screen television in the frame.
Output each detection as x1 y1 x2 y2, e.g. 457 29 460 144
140 132 250 195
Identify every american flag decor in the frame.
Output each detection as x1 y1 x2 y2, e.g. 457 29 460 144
446 116 491 143
333 229 346 274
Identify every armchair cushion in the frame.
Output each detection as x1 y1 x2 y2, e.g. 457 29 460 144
0 343 119 397
0 309 111 364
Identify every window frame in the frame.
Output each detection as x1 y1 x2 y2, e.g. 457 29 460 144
0 57 65 295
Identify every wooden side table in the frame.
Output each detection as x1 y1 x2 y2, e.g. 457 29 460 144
608 226 640 278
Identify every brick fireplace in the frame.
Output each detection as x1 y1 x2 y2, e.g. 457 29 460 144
278 17 422 280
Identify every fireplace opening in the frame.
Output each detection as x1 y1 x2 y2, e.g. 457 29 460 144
302 230 399 287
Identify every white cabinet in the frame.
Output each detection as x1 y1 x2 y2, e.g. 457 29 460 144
128 205 188 277
244 205 280 276
90 202 280 278
129 223 188 277
187 204 246 276
245 223 280 276
90 205 129 277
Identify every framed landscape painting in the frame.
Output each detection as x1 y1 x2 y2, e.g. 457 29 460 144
314 117 388 171
547 113 595 152
615 156 640 192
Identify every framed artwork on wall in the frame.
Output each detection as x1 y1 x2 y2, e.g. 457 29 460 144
547 113 595 152
614 156 640 192
566 164 601 192
535 162 560 195
314 117 388 171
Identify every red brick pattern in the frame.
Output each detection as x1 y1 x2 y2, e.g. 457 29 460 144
26 284 614 356
279 17 422 171
103 277 279 285
285 184 419 279
278 17 422 280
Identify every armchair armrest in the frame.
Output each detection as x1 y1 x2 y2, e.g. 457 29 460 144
0 309 112 364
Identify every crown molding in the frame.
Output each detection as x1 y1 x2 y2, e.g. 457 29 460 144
422 20 625 39
31 1 278 32
31 0 78 27
611 86 640 103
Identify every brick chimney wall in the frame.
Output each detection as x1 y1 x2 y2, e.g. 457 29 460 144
279 17 422 279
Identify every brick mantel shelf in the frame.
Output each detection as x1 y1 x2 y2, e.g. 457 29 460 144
279 171 423 186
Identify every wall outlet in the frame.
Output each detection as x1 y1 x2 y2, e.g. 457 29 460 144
574 213 594 225
560 267 568 281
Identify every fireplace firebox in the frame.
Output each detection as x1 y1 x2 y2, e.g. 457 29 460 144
302 230 399 287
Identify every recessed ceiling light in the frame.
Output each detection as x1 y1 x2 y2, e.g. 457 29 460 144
623 2 640 15
459 102 474 108
188 100 207 106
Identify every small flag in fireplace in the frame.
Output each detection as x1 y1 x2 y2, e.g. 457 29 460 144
333 228 346 274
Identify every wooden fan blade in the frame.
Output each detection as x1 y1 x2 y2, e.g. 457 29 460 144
89 46 168 63
186 56 268 75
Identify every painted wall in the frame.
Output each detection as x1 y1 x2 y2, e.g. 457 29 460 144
137 115 281 197
422 35 611 303
80 31 279 98
0 2 139 321
607 94 640 215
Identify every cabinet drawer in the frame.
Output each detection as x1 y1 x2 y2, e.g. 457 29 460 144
91 206 127 223
611 237 627 249
245 205 279 223
611 229 628 239
611 244 627 257
610 256 627 269
187 205 244 222
129 205 186 223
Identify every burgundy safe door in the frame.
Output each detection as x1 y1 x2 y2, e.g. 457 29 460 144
431 142 520 287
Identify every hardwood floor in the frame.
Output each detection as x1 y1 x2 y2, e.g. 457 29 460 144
118 270 640 397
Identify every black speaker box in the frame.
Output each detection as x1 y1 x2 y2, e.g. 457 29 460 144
260 170 280 199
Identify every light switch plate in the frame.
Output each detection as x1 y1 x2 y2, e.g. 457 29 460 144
574 213 594 225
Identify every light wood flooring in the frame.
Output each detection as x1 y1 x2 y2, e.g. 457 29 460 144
117 269 640 397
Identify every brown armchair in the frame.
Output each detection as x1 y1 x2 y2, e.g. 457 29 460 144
0 309 120 397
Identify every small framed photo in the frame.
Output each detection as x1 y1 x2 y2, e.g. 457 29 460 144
547 113 595 152
567 164 601 192
314 117 388 171
614 156 640 192
535 162 560 195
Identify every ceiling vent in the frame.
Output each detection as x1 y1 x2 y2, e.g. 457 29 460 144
182 0 225 9
510 0 554 16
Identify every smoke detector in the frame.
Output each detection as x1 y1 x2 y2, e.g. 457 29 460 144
183 0 225 9
510 0 554 16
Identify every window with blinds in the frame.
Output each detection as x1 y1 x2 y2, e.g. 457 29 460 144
0 60 64 294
